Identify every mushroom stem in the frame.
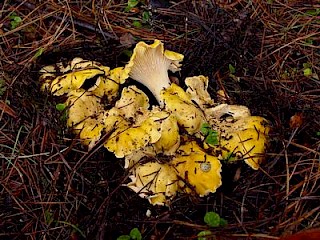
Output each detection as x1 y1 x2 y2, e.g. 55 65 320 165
130 61 171 103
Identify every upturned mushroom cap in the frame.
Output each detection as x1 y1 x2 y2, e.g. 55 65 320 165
171 141 222 196
127 161 179 206
123 39 184 103
160 83 206 135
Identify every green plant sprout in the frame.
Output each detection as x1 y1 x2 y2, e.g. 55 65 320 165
303 62 312 77
200 123 219 145
117 227 142 240
56 103 66 111
125 0 140 12
228 64 236 74
197 212 227 239
9 12 22 30
204 212 228 228
197 230 214 240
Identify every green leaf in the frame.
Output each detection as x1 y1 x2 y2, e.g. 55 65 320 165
132 20 142 28
228 64 236 74
303 62 311 68
223 152 236 162
9 13 22 30
56 103 66 111
117 235 131 240
33 47 44 60
200 123 212 136
219 218 228 227
125 0 140 11
130 228 142 240
197 230 214 240
305 8 320 16
128 0 139 8
303 68 312 77
142 11 150 22
205 130 219 145
204 212 220 227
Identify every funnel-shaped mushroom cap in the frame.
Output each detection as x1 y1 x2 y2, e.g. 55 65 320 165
219 116 270 170
160 83 206 135
127 161 179 206
172 141 222 196
123 39 184 103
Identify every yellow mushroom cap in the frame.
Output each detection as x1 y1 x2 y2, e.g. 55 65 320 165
63 89 107 148
123 39 184 103
153 110 181 155
90 67 127 101
127 161 179 206
185 75 215 108
172 141 222 196
78 113 105 149
66 90 103 130
39 58 112 96
219 116 270 170
115 85 149 121
160 83 206 135
105 126 151 158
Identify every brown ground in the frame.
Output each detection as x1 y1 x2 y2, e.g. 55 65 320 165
1 0 319 239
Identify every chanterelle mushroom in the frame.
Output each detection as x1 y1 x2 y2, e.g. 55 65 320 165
172 141 222 196
40 59 110 96
185 75 270 170
127 161 179 206
65 89 105 148
123 39 183 104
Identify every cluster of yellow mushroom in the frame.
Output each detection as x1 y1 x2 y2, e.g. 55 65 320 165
39 40 270 206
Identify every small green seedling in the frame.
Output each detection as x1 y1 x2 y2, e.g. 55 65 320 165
125 0 140 12
9 12 22 30
197 230 214 240
56 103 66 111
228 64 236 74
33 47 44 60
303 62 312 77
200 123 219 146
204 212 228 228
117 228 142 240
